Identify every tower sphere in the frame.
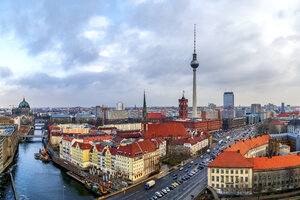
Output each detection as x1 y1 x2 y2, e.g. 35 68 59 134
190 58 199 69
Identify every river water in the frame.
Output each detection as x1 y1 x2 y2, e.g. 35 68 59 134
0 129 95 200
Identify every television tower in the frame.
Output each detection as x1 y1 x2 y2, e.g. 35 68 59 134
191 24 199 119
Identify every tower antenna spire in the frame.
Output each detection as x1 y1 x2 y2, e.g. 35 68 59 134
194 24 196 54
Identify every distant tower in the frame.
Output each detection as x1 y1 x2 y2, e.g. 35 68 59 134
281 102 285 113
141 91 148 134
190 24 199 118
142 91 147 121
178 91 188 120
223 92 234 109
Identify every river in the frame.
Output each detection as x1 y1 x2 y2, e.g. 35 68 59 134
0 129 95 200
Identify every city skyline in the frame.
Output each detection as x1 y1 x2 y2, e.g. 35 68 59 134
0 0 300 107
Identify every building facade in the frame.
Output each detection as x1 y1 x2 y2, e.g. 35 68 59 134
223 92 234 109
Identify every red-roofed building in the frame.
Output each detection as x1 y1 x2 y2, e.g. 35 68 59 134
225 135 270 157
207 134 300 195
144 122 190 139
71 142 93 168
277 111 300 121
168 132 211 156
172 119 222 133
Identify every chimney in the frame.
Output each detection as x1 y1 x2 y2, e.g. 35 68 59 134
237 150 240 153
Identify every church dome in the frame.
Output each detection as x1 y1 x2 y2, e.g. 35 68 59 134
18 97 30 109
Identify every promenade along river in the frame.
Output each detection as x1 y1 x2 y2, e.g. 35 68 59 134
0 129 95 200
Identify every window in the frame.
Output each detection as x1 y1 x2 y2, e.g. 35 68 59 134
226 170 229 174
212 168 215 173
236 170 238 174
216 169 219 173
240 170 243 174
235 176 239 183
245 177 248 182
231 170 234 174
216 184 219 188
221 176 224 183
226 176 229 182
221 169 224 174
240 177 243 182
245 170 248 174
231 176 234 183
212 176 215 181
212 183 215 187
217 176 219 182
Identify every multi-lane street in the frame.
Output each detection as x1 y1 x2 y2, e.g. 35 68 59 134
108 125 259 200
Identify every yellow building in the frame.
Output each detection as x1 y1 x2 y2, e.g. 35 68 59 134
71 142 92 168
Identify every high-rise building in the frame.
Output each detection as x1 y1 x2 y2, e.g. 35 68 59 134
223 92 234 109
178 92 188 120
281 102 285 113
208 103 217 110
251 104 261 114
190 24 199 119
116 102 125 111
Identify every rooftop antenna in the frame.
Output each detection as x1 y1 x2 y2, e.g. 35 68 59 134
194 24 196 54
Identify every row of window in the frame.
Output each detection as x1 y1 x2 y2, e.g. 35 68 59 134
212 168 249 174
254 179 300 187
212 183 248 189
212 176 248 183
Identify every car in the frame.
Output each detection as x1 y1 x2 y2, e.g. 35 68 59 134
185 169 188 172
162 189 168 194
178 180 183 184
176 180 181 185
165 187 170 192
188 164 191 168
179 167 184 171
190 161 194 164
173 174 177 177
173 176 177 180
173 182 179 186
194 162 198 165
155 192 162 198
169 185 174 190
153 196 158 200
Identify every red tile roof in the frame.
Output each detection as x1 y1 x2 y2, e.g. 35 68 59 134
224 135 270 155
117 140 157 158
145 122 190 139
271 120 284 125
170 132 210 145
277 111 299 118
95 144 105 152
51 132 62 136
208 151 253 168
72 142 92 150
147 112 165 119
249 154 300 170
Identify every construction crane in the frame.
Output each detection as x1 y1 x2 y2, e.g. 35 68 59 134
40 137 51 156
102 106 108 126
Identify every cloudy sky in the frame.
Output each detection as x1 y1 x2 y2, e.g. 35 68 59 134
0 0 299 107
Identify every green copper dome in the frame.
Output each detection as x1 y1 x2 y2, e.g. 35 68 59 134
18 97 30 109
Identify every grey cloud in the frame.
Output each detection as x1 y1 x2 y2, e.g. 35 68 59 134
0 66 13 78
2 0 300 106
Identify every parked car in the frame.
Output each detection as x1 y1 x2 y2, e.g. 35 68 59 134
179 167 184 171
155 192 162 198
162 189 168 194
165 187 170 192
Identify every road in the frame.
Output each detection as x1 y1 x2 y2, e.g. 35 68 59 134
108 124 259 200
